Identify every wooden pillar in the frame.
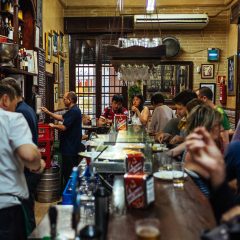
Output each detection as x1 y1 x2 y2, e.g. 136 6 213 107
13 0 19 44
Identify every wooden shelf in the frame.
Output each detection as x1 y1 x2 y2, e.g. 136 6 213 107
0 10 14 16
0 66 37 76
105 45 166 59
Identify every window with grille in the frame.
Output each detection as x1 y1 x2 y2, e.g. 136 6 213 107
74 39 124 119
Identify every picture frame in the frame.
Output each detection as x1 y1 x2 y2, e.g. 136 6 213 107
53 62 59 83
45 32 52 62
200 83 216 104
54 83 59 103
59 57 65 98
227 55 237 96
34 25 40 49
51 30 59 57
201 64 215 79
58 31 64 56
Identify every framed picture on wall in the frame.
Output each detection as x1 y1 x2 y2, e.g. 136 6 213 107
45 32 52 62
52 30 59 57
53 62 59 83
59 57 65 98
58 31 64 56
54 83 59 103
201 64 215 79
199 83 216 104
228 55 237 96
34 25 40 49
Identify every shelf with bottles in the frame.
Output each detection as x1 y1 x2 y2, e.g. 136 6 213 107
0 0 14 14
0 15 14 41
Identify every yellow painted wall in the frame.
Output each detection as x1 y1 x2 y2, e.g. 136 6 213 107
65 6 237 108
226 23 238 109
42 0 68 110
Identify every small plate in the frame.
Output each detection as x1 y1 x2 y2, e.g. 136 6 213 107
153 170 187 180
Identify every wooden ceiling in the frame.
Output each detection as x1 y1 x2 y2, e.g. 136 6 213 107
60 0 234 8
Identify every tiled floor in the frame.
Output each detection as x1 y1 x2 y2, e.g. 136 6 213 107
35 200 59 225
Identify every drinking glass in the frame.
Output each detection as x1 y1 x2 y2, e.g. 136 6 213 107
156 152 172 171
135 218 160 240
172 161 185 188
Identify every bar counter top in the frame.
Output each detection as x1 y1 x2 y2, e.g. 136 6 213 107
30 177 216 240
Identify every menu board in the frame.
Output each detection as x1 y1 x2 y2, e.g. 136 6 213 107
36 0 43 49
37 48 46 121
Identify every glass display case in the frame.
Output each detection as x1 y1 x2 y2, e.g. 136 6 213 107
88 125 154 174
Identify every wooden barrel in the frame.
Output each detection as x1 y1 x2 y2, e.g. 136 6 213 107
36 166 61 203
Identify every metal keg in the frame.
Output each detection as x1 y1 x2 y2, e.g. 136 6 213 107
36 166 61 203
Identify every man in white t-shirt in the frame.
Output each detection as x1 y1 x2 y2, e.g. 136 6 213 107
0 83 43 239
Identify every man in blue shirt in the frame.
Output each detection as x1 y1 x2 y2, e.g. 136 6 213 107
41 91 82 186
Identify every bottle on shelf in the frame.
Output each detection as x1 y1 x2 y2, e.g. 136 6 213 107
0 15 4 36
4 17 9 38
18 25 23 46
7 18 13 40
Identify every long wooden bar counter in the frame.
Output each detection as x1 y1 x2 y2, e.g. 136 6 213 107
30 126 216 239
107 177 216 240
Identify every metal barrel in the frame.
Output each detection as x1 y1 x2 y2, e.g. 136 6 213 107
36 166 61 203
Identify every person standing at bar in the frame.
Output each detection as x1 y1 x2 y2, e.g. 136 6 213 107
1 77 40 234
197 87 230 150
41 91 82 186
0 83 43 239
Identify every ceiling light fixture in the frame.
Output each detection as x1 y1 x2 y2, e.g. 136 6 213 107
117 0 124 13
146 0 156 13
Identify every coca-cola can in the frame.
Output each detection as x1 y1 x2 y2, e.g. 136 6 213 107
124 173 155 208
126 153 144 174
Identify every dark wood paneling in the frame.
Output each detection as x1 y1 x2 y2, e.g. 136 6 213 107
22 5 34 49
96 38 102 118
64 16 134 34
231 0 240 24
69 35 75 91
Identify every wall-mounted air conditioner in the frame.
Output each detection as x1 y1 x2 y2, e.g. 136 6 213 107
134 14 209 30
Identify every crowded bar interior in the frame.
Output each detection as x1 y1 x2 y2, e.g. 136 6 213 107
2 0 240 239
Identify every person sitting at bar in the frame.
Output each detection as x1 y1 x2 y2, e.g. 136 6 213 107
155 90 197 145
148 92 175 135
98 94 128 126
131 93 150 126
82 114 91 140
185 127 240 222
197 87 230 150
184 104 223 197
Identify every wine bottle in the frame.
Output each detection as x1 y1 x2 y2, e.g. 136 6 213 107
18 25 23 46
7 19 13 40
4 17 9 37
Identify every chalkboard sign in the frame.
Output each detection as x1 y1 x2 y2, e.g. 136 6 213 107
37 48 46 120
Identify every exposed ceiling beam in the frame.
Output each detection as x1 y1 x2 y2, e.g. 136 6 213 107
58 0 66 8
63 0 228 8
